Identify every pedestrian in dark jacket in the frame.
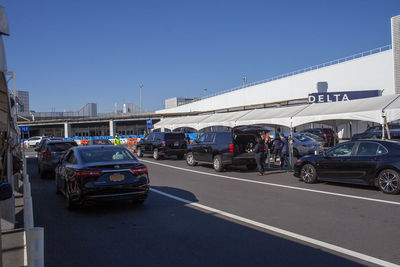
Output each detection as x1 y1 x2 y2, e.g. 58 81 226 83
254 138 265 176
280 134 289 169
272 136 282 162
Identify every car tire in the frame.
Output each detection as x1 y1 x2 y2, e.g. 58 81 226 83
65 183 77 210
213 155 224 172
186 152 197 166
301 163 318 183
246 164 257 170
378 169 400 194
153 148 160 160
137 147 143 157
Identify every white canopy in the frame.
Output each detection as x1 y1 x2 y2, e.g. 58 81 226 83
154 94 400 131
236 105 308 128
291 94 398 127
196 110 252 130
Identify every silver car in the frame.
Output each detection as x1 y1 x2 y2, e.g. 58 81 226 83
292 133 323 158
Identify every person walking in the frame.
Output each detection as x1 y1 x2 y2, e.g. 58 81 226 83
254 137 265 176
280 134 289 169
272 135 282 162
114 135 121 146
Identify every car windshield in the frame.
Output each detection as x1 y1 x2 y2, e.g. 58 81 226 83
47 142 77 152
79 148 136 163
294 134 312 142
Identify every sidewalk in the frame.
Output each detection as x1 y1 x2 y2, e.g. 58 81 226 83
2 185 25 267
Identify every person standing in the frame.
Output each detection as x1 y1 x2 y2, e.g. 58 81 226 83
114 135 121 146
254 138 265 176
280 134 289 169
272 135 282 162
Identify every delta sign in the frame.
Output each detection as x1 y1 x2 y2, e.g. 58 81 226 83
308 90 381 104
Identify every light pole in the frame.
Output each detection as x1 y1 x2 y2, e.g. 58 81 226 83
138 83 143 113
203 88 207 97
242 76 247 87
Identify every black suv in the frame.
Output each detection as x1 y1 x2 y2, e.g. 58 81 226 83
185 126 265 172
300 128 337 147
351 125 400 140
136 132 187 160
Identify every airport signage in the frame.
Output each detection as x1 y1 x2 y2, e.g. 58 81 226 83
308 90 380 103
20 126 30 133
146 119 154 130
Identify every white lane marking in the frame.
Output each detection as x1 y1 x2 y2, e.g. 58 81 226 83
141 159 400 206
23 231 27 266
150 188 399 267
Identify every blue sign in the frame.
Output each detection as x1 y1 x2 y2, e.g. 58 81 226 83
20 126 30 133
146 119 153 130
308 90 380 104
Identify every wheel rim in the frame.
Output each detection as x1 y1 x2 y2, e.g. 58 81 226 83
379 171 399 193
187 153 194 165
137 148 141 155
153 149 158 159
214 158 220 170
301 165 313 182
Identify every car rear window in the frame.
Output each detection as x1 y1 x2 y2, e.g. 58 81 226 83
47 142 77 152
79 148 136 163
93 139 112 145
215 132 232 144
165 133 185 140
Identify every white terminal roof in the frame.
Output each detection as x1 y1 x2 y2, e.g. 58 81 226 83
154 94 400 130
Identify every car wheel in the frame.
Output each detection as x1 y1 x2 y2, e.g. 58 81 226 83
246 164 257 170
213 155 224 172
153 148 160 160
65 183 77 210
301 163 317 183
186 152 197 166
137 147 143 158
378 169 400 194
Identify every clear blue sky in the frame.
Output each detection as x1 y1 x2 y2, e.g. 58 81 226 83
2 0 400 113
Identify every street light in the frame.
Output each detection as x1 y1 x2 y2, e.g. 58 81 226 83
203 88 207 96
138 83 143 113
242 76 247 86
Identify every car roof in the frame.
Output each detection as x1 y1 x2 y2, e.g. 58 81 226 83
46 140 76 144
74 145 127 151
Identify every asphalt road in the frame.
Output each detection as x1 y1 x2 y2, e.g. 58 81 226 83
26 150 400 267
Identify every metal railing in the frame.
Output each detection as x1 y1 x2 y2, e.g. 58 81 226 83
200 44 392 100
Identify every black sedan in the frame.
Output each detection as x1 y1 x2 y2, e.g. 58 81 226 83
294 140 400 194
55 146 149 209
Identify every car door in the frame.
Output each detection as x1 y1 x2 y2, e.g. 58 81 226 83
62 151 79 194
351 141 387 183
316 142 356 179
192 133 206 161
201 133 216 162
142 133 155 153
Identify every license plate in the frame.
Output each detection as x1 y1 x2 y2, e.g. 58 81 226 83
109 174 125 182
174 141 179 146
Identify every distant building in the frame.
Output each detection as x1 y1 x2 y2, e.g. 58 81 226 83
123 103 140 114
15 90 29 115
165 97 198 109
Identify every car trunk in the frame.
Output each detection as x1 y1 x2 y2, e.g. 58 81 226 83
232 128 263 158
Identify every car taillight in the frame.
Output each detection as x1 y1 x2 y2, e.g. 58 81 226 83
74 170 102 178
323 133 331 137
229 144 234 153
264 144 266 152
131 166 148 174
161 141 166 147
42 151 52 157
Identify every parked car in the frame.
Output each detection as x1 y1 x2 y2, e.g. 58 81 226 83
300 128 338 147
25 136 43 148
36 137 64 154
294 140 400 194
186 126 268 172
292 133 324 158
136 132 187 160
37 140 78 178
55 145 149 209
351 125 400 140
86 139 113 145
301 132 325 144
